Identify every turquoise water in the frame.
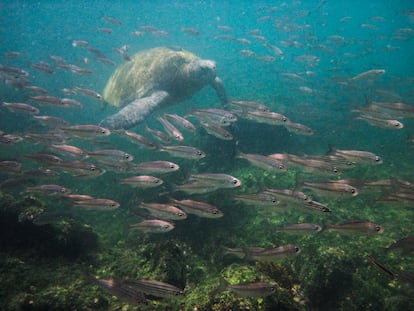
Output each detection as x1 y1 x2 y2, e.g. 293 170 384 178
1 1 414 310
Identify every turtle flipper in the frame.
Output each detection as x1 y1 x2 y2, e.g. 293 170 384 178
210 77 228 105
100 91 170 129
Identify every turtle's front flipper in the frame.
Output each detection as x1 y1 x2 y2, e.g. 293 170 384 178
100 91 170 130
211 77 228 105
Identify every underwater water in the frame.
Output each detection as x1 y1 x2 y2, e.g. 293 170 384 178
1 0 414 310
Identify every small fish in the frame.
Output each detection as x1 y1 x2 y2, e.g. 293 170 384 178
24 85 49 94
129 219 175 233
287 155 341 176
164 114 196 132
325 220 384 234
223 281 275 297
237 152 287 172
24 133 66 145
350 69 385 82
233 192 281 209
49 144 86 158
60 98 82 108
72 40 89 47
199 122 233 140
122 279 185 299
386 237 414 254
302 180 358 198
22 168 60 178
31 61 54 74
262 188 311 206
284 121 314 135
24 152 63 165
138 202 187 220
189 173 241 188
174 181 221 194
0 160 22 173
0 134 23 145
328 146 383 165
102 16 122 26
181 27 200 35
275 223 322 234
2 102 40 115
97 27 113 34
73 87 102 100
303 199 332 213
59 64 93 74
63 194 95 202
130 31 144 37
170 199 223 218
114 45 131 61
29 95 63 106
131 161 180 174
26 184 71 196
242 245 301 261
33 115 69 128
145 126 172 143
243 110 289 125
87 149 134 163
123 131 157 149
356 114 404 130
72 198 120 210
120 175 163 188
157 116 184 141
96 279 146 305
229 100 270 112
192 108 237 126
51 160 104 177
60 125 111 139
159 145 206 160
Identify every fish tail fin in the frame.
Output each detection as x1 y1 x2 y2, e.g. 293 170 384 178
210 278 229 297
327 144 336 155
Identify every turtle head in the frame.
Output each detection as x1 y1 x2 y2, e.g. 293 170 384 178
186 59 217 84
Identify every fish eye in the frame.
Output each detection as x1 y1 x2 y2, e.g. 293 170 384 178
197 151 203 156
278 164 284 170
375 156 381 162
212 210 218 214
270 286 275 292
154 179 160 183
124 154 130 159
282 117 287 122
375 226 382 232
351 188 356 194
163 225 170 229
232 179 238 184
169 164 176 168
90 166 96 171
101 130 106 134
294 246 300 252
394 122 401 127
315 226 320 231
333 167 338 173
178 212 185 217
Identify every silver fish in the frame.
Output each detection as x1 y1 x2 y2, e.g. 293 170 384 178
131 161 180 174
170 199 223 218
120 175 163 188
129 219 175 233
159 145 206 160
138 202 187 220
275 223 322 234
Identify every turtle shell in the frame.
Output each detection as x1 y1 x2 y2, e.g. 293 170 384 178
103 47 199 107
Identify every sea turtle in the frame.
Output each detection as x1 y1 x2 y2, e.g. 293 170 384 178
100 46 228 129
